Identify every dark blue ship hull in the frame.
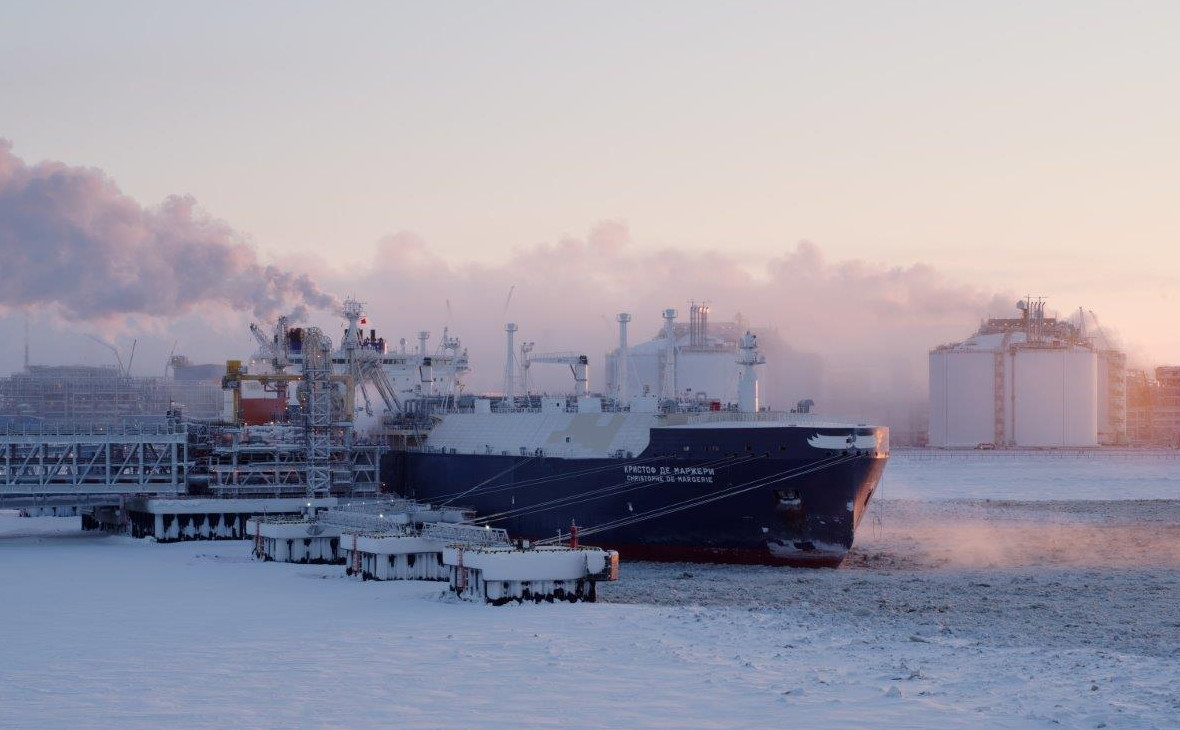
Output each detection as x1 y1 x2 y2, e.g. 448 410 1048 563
382 424 888 567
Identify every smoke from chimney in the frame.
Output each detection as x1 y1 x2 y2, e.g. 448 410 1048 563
0 140 338 323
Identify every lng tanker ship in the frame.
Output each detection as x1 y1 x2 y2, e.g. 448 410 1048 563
254 301 889 566
385 406 888 566
379 318 888 567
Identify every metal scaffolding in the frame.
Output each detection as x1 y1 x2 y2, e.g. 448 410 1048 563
302 327 334 499
0 422 188 498
0 365 222 424
0 314 389 507
197 424 382 498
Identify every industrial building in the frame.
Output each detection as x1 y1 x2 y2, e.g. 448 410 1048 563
1126 369 1156 444
928 299 1126 448
1124 366 1180 447
0 363 223 425
1151 367 1180 447
0 323 384 517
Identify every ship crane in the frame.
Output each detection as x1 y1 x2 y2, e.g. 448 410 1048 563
434 328 468 402
249 316 291 372
240 317 295 411
523 350 590 397
340 299 402 417
354 355 403 417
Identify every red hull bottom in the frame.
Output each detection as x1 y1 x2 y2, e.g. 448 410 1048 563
602 543 846 569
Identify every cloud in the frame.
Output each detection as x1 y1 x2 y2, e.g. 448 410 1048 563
0 139 1012 437
335 222 1008 411
0 140 338 323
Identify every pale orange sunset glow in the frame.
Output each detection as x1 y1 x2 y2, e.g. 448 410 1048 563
1 4 1177 729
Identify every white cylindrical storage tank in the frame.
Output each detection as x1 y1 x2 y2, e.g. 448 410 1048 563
1012 347 1097 447
928 348 996 447
1063 349 1099 446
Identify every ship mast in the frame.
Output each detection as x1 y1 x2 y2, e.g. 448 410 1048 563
737 331 765 413
503 323 518 408
660 308 677 402
616 313 631 405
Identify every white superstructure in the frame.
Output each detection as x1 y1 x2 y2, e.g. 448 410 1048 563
607 303 753 405
737 331 765 413
249 300 471 418
929 299 1100 448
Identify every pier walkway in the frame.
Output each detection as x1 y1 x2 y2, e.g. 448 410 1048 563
0 423 187 509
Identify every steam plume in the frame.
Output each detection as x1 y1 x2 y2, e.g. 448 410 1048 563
356 224 1005 351
0 140 337 322
336 223 1010 413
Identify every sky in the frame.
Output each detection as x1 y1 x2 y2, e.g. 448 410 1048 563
1 1 1178 387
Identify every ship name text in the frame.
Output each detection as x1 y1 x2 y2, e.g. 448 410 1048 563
623 465 715 484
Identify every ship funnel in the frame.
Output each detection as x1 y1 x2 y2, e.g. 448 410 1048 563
688 302 709 347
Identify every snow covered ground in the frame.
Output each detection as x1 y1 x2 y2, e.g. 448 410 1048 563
885 449 1180 501
2 454 1179 729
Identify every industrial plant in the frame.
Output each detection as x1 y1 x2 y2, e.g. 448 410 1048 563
928 298 1130 448
3 289 1176 531
0 360 223 426
1125 366 1180 447
0 312 389 520
0 302 628 601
